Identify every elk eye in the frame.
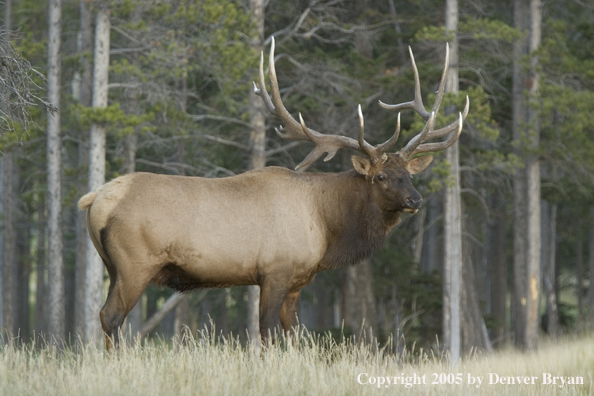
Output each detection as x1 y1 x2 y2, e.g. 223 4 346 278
377 174 386 182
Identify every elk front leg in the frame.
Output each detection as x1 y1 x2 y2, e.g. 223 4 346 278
280 290 301 334
258 278 289 341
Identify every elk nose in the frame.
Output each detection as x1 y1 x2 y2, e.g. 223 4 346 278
406 196 423 209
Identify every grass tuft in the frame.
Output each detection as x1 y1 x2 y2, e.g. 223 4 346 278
0 330 592 395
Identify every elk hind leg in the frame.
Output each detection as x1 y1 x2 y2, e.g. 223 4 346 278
100 270 152 352
100 285 126 352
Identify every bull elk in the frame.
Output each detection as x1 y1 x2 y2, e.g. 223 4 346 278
79 38 468 350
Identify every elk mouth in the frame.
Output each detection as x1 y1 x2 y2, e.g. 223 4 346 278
402 196 422 213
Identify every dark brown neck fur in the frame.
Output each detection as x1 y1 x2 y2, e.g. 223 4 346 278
307 169 403 270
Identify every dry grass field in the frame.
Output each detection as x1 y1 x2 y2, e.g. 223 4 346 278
0 330 592 396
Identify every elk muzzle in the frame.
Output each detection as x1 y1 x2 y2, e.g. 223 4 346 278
403 193 423 213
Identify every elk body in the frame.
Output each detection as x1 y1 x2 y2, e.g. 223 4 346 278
79 39 468 350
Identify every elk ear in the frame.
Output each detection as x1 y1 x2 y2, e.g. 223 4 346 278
351 155 372 176
406 155 433 174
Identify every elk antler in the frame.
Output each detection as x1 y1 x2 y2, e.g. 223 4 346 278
253 37 400 170
378 44 470 161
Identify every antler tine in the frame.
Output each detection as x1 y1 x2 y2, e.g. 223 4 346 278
425 95 469 140
399 111 436 159
375 112 401 155
408 111 464 158
252 37 324 142
253 37 387 171
378 44 467 161
263 37 306 140
253 51 275 114
296 113 341 170
429 43 449 117
378 46 431 119
357 105 380 162
378 44 450 121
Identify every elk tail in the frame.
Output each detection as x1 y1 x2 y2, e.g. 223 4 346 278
78 192 97 211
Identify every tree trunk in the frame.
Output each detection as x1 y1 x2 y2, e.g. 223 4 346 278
511 0 528 345
1 0 15 337
341 4 379 348
588 207 594 330
126 296 142 340
74 0 93 337
343 259 377 344
64 232 76 338
387 0 406 64
543 201 559 336
145 292 157 337
247 0 266 349
1 152 15 335
4 0 10 34
15 222 31 341
526 0 542 348
10 161 29 341
443 0 461 362
477 189 490 312
314 279 334 330
461 217 493 353
0 159 3 332
412 207 426 266
577 238 584 328
84 7 110 345
423 195 440 272
46 0 64 345
512 0 541 350
174 295 190 341
35 197 47 340
490 195 507 346
199 298 211 332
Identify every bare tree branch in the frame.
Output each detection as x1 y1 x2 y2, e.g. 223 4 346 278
110 25 144 45
189 114 254 129
110 46 151 55
135 158 195 175
0 31 53 137
272 3 312 46
137 291 208 339
203 134 250 151
265 141 301 156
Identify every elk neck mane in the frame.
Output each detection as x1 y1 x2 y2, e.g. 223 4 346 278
303 169 403 270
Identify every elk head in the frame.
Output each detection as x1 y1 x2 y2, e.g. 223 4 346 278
253 38 469 214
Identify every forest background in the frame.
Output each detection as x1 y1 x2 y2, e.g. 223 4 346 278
1 0 594 358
